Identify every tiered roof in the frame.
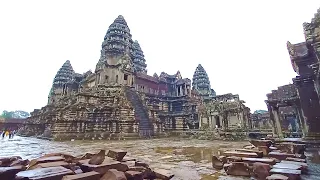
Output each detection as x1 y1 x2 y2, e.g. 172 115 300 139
192 64 215 97
52 60 75 88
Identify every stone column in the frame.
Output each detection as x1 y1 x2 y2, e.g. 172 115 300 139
294 76 320 139
294 104 306 137
273 106 283 138
184 84 187 95
267 103 283 138
176 86 179 96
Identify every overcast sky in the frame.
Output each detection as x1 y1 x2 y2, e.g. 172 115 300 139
0 0 319 113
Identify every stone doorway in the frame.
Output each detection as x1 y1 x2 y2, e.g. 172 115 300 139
215 115 221 128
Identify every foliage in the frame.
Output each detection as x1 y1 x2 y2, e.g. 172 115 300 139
253 110 268 114
0 110 30 119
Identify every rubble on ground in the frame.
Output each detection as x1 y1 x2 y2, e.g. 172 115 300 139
0 149 174 180
212 137 308 180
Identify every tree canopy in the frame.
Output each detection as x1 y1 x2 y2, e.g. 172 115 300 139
0 110 30 119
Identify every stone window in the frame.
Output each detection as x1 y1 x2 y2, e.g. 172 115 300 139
116 75 118 83
124 74 128 80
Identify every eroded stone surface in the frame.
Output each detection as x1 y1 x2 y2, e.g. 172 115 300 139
235 149 263 157
223 151 258 158
268 152 302 160
250 140 272 147
270 168 301 180
242 157 276 165
62 171 100 180
225 162 251 177
80 158 129 174
266 174 289 180
16 166 74 180
101 169 127 180
107 150 127 161
153 168 174 180
0 166 24 180
252 162 271 179
211 156 224 170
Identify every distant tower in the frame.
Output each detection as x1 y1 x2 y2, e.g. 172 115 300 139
96 15 133 71
192 64 216 99
132 40 147 73
48 60 75 104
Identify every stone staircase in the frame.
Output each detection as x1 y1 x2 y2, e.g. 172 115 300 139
125 87 154 138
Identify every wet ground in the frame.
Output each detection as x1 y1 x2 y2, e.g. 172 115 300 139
0 136 320 180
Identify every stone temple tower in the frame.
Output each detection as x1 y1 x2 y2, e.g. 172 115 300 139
132 40 147 73
95 15 147 74
94 15 135 86
192 64 216 100
48 60 75 104
96 15 133 72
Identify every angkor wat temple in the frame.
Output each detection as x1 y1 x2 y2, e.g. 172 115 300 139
20 15 251 140
266 8 320 140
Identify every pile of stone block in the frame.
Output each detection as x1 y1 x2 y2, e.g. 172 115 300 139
212 139 307 180
0 149 174 180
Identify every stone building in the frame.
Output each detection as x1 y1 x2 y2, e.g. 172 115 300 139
251 111 271 129
192 65 251 130
21 15 201 139
266 8 320 139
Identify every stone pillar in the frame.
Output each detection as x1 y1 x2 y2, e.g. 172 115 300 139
184 84 187 95
294 76 320 139
294 104 306 137
176 86 179 96
267 104 283 138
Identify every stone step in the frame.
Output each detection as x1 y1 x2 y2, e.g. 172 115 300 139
223 151 259 158
268 152 304 160
269 168 301 180
235 149 263 158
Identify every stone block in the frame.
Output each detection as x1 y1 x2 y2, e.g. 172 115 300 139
107 150 127 161
125 170 144 180
250 140 272 147
223 151 258 158
62 171 100 180
29 161 69 170
242 157 276 165
269 168 301 180
79 158 129 175
101 169 127 180
252 162 271 180
273 163 302 171
235 148 263 157
16 166 74 180
225 162 251 177
268 152 303 161
258 146 270 156
211 155 224 170
285 157 306 163
266 174 289 180
152 168 174 180
0 166 24 180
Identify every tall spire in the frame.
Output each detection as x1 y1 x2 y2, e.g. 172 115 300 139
132 40 147 73
96 15 133 71
192 64 215 98
52 60 75 88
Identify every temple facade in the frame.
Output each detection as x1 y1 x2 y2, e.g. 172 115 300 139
266 8 320 139
265 84 301 138
20 15 253 139
20 15 202 139
191 65 251 130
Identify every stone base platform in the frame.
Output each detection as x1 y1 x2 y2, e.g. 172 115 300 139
41 132 166 141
